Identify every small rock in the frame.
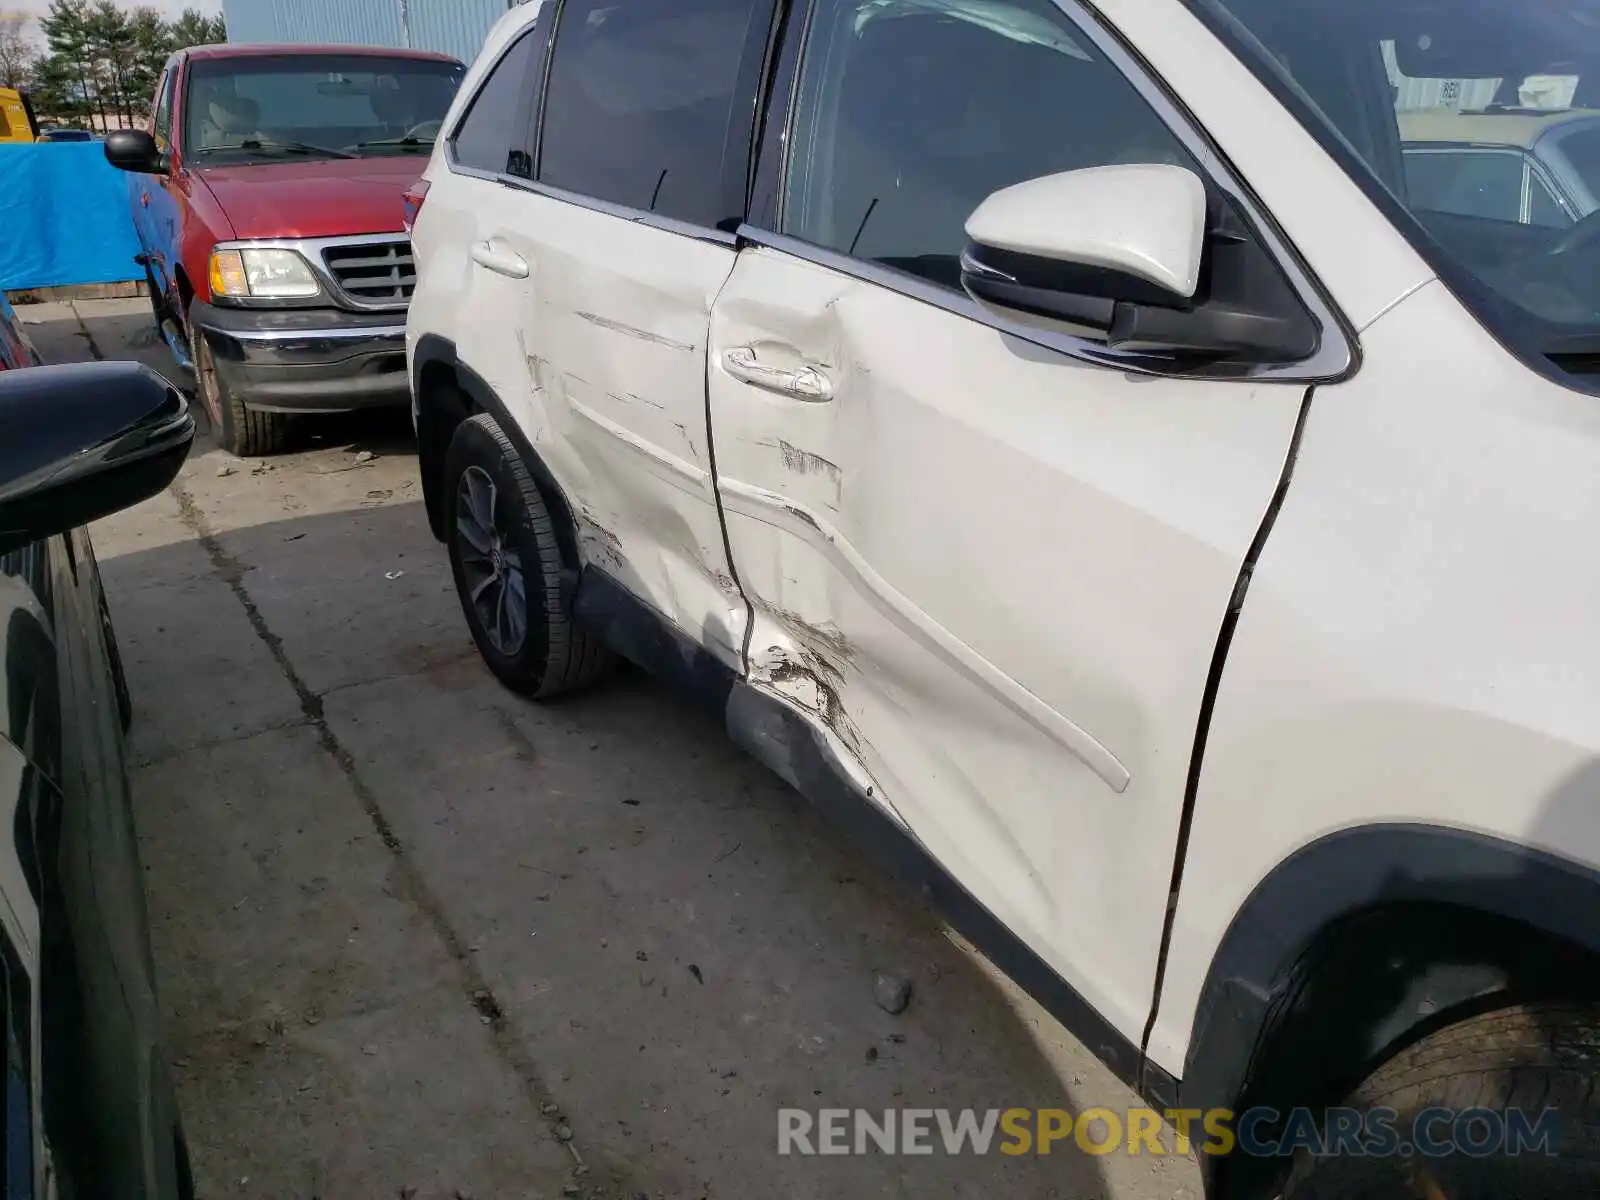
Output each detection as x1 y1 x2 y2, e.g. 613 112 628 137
455 1190 474 1200
362 1044 378 1056
865 1046 879 1064
888 1033 906 1044
397 1188 417 1200
355 449 376 463
635 950 649 962
688 964 704 984
304 1013 319 1025
541 1101 560 1116
874 972 913 1015
216 464 236 477
563 1185 582 1197
556 1123 575 1142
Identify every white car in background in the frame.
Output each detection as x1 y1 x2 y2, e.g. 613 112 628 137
406 0 1600 1195
1401 107 1600 227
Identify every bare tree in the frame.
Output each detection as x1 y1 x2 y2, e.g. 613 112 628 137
0 10 33 89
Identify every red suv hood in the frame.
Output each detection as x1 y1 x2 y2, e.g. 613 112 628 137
196 158 423 240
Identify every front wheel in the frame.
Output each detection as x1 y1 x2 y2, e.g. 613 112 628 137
443 413 614 698
191 326 289 457
1283 1001 1600 1199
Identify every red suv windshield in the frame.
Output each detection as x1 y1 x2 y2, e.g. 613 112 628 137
184 54 464 164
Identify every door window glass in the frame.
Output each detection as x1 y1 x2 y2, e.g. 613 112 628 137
1403 149 1526 221
452 31 539 178
781 0 1197 289
537 0 771 226
152 69 175 148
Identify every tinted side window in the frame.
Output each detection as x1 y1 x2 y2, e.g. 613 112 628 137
781 0 1197 288
152 69 175 147
452 31 538 178
538 0 771 226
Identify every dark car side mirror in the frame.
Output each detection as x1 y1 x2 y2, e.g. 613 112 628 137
0 362 194 556
104 128 167 175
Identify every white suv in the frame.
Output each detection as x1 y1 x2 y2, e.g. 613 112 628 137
407 0 1600 1194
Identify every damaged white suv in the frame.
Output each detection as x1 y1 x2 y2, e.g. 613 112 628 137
407 0 1600 1194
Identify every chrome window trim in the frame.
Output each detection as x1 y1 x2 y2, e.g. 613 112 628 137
214 233 413 313
756 0 1356 384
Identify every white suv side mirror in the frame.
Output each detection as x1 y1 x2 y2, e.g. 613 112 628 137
960 163 1315 362
964 163 1206 306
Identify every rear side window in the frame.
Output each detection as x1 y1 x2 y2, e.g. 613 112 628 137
452 32 539 178
537 0 773 227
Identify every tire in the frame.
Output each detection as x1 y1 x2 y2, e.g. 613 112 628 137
1283 1001 1600 1200
191 325 289 457
443 413 614 697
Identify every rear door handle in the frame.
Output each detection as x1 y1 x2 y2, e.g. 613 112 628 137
722 345 833 402
470 240 529 279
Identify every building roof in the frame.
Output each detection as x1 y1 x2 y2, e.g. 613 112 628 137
1399 108 1600 150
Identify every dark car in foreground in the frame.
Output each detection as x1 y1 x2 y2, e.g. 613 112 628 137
0 293 196 1195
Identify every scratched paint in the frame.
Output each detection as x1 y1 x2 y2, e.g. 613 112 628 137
574 311 696 354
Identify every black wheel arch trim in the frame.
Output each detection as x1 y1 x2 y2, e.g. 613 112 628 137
1183 823 1600 1171
411 333 580 579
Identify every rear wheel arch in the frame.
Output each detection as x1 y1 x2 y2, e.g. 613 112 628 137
1183 825 1600 1198
411 336 580 572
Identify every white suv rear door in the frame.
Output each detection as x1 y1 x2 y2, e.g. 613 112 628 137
479 0 778 671
708 0 1342 1051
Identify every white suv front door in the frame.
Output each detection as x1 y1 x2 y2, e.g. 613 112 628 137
708 0 1326 1047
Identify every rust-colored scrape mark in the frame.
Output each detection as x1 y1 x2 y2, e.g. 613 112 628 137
575 311 695 353
579 507 626 571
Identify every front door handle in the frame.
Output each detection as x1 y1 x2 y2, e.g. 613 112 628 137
722 346 833 402
470 240 529 279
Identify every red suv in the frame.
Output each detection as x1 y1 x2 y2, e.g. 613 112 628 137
106 44 464 455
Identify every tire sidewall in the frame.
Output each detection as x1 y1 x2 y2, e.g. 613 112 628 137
443 418 554 691
190 324 226 436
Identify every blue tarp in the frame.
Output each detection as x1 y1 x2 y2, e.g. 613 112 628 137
0 142 141 291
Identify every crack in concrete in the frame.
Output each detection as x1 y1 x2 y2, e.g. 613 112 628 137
167 478 595 1177
69 300 106 360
